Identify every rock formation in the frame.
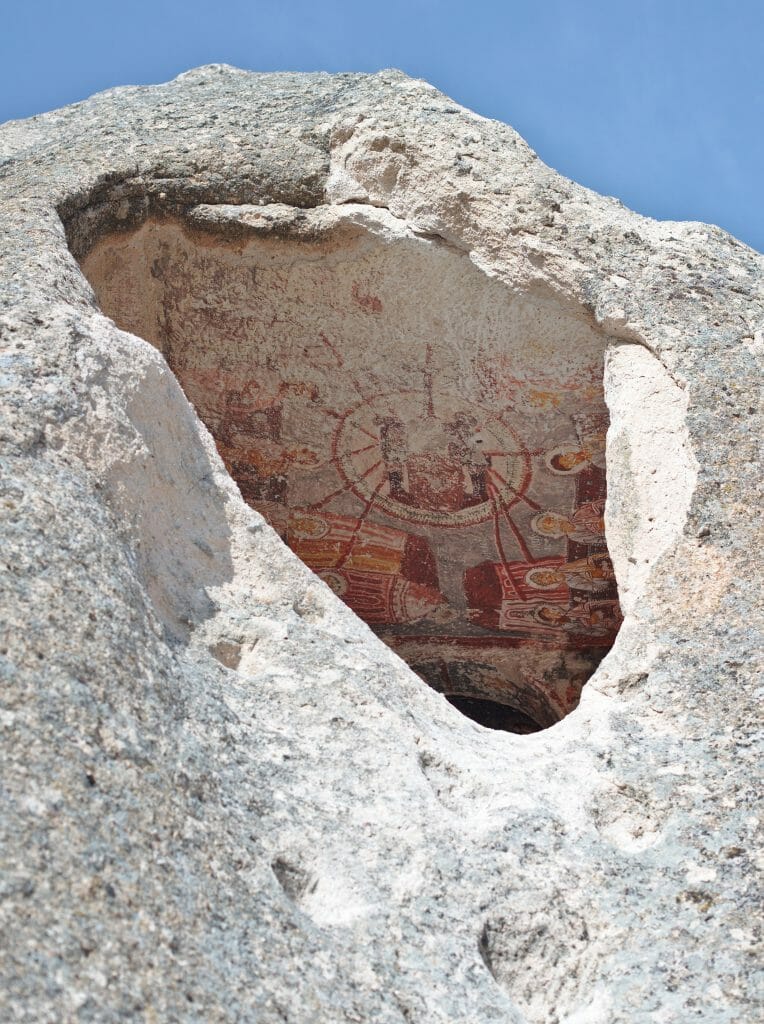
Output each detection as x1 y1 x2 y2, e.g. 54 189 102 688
0 66 761 1022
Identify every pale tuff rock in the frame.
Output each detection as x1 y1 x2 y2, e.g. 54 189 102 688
0 66 762 1023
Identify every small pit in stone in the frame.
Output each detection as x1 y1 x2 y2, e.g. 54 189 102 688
75 202 622 733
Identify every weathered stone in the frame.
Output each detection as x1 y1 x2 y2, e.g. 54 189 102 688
0 65 761 1023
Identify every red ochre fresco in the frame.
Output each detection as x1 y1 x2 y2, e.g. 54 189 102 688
80 219 623 728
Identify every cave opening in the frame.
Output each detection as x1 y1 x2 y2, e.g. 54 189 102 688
76 203 622 734
445 695 543 734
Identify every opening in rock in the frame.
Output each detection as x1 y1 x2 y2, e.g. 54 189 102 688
76 202 622 733
446 695 542 734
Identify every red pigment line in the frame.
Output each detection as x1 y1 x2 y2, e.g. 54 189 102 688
500 502 535 562
310 459 385 511
344 370 379 406
348 441 378 456
487 466 541 511
350 377 371 401
485 465 517 490
318 331 344 368
519 493 542 512
336 477 387 569
488 479 534 563
349 423 380 443
489 490 511 567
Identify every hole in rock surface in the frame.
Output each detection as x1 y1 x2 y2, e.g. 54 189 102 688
78 208 622 732
446 695 542 734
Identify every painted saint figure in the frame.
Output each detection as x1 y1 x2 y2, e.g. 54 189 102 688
545 435 606 475
374 408 490 513
287 511 450 628
525 552 615 593
318 568 450 626
533 599 621 637
531 499 606 545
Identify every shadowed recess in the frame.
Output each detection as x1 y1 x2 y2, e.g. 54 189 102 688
77 205 622 732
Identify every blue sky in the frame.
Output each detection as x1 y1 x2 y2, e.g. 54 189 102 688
2 0 762 252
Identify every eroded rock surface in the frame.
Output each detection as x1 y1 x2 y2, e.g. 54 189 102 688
1 66 762 1023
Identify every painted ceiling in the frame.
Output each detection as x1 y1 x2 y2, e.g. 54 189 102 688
82 216 622 729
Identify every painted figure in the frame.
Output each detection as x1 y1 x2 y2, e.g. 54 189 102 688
287 511 449 628
525 552 615 592
287 511 438 585
533 599 621 636
465 559 571 610
318 569 450 626
545 435 606 474
445 412 489 502
531 499 606 544
374 408 489 513
225 443 320 506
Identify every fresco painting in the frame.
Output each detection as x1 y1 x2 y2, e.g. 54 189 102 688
82 221 623 728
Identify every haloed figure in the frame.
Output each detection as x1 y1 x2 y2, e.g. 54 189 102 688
526 552 615 592
534 599 620 635
531 499 606 545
